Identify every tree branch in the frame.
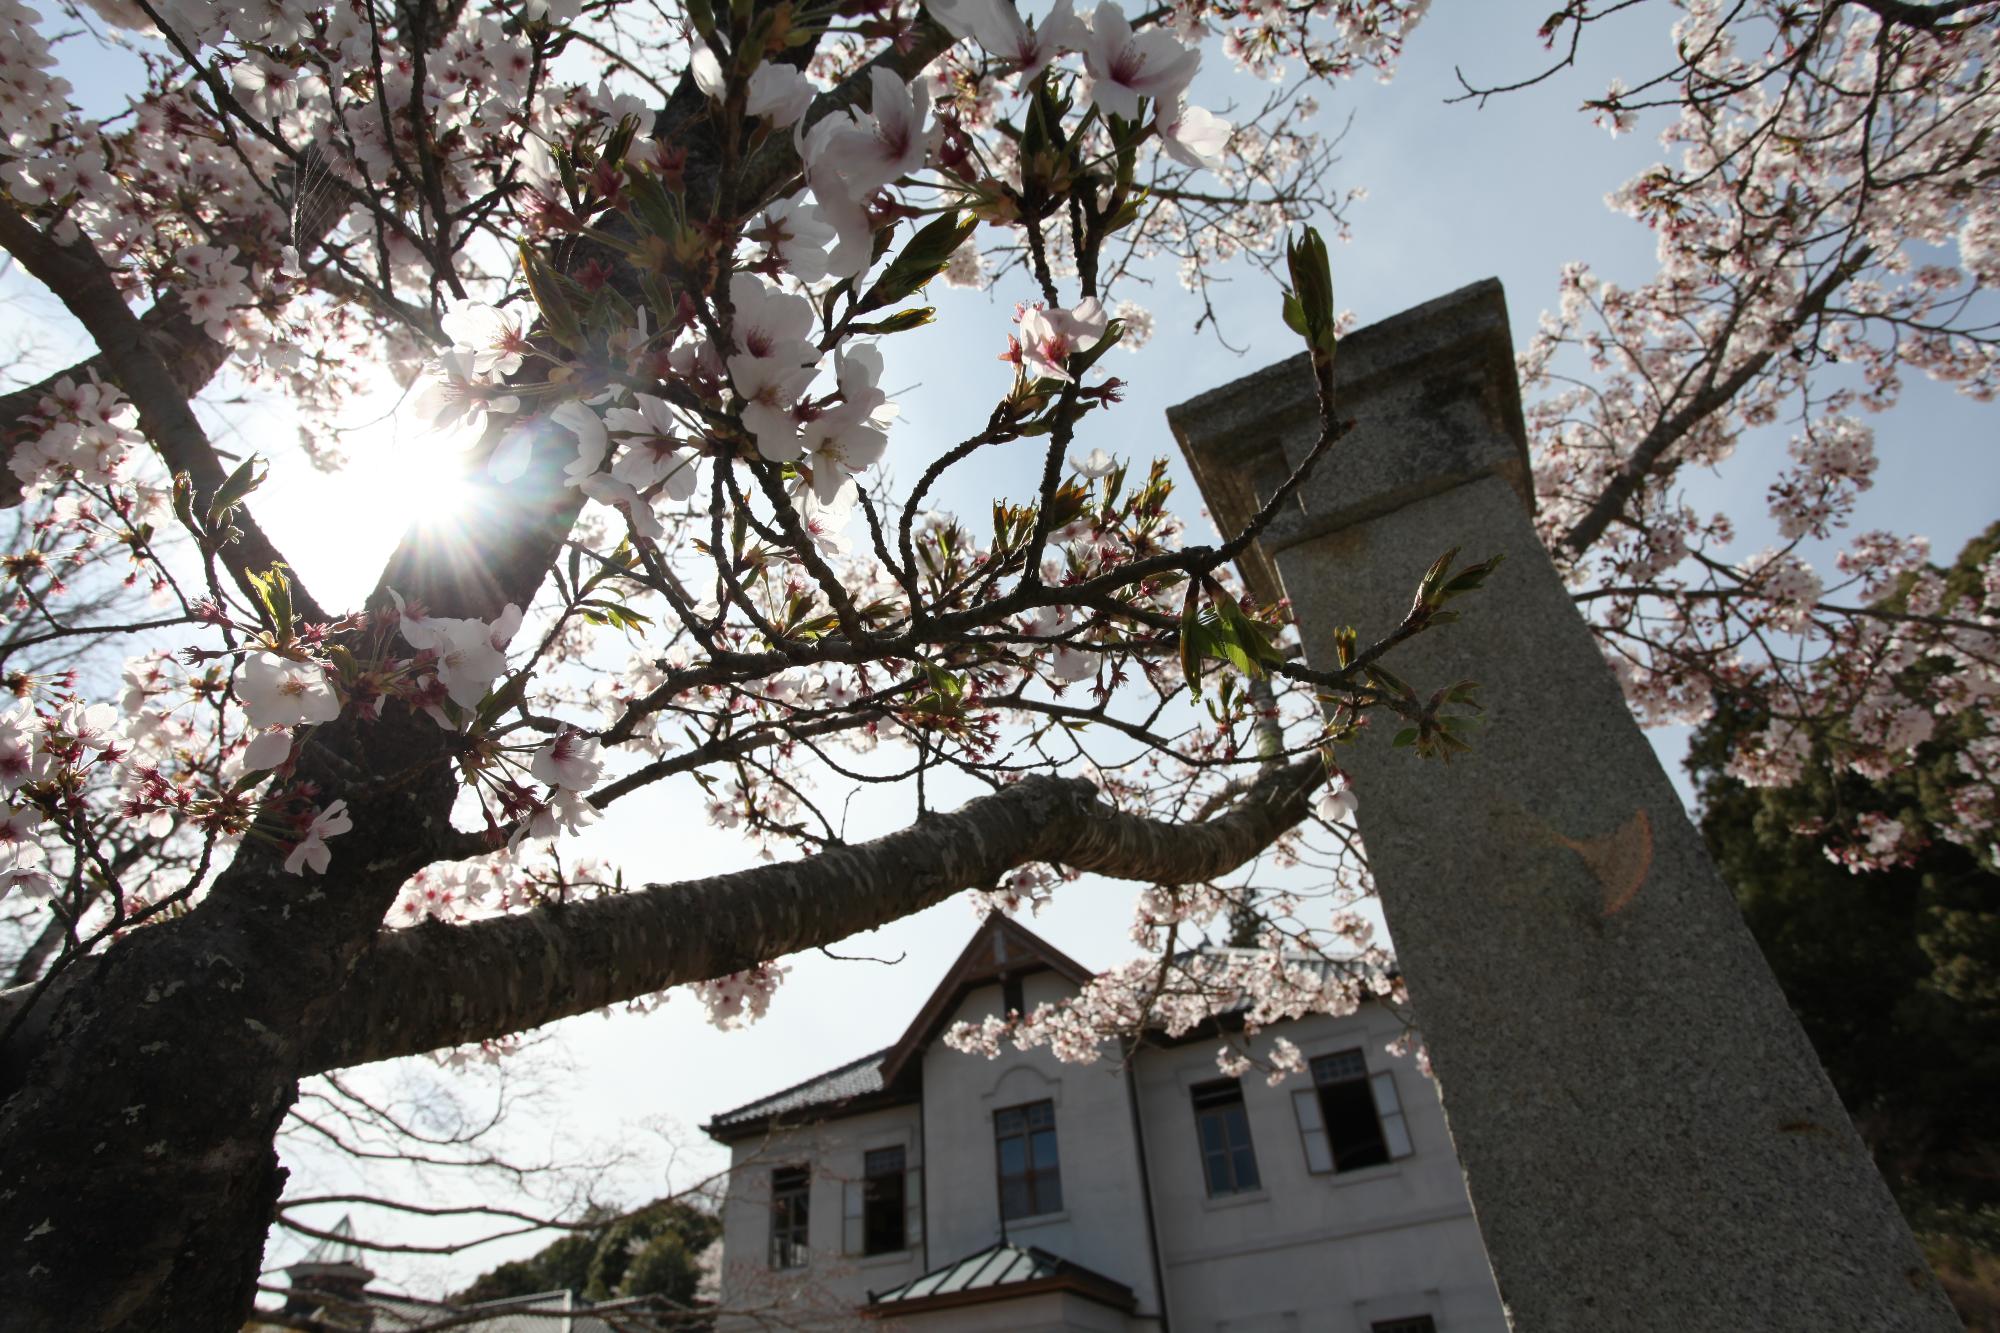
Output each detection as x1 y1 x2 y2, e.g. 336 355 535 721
0 150 350 508
1560 250 1869 557
297 755 1324 1072
0 200 327 621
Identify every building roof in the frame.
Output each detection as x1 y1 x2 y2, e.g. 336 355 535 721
704 916 1091 1143
705 1045 894 1136
267 1286 671 1332
703 919 1391 1141
864 1240 1137 1317
294 1214 366 1267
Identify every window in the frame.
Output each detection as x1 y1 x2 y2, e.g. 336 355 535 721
1001 973 1025 1018
994 1100 1062 1220
843 1149 923 1257
768 1165 810 1269
862 1147 906 1255
1190 1079 1261 1196
1291 1050 1413 1174
1371 1318 1437 1333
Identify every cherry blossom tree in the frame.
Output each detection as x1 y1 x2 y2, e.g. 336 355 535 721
0 0 1992 1326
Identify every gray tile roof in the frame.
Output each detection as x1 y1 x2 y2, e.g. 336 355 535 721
325 1288 670 1331
706 1046 890 1131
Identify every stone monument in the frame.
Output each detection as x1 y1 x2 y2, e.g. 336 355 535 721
1167 279 1958 1330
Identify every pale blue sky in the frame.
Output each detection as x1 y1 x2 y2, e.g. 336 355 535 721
10 0 1997 1296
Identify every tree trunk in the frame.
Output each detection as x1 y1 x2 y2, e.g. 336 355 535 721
0 912 306 1329
0 23 953 1327
0 626 468 1326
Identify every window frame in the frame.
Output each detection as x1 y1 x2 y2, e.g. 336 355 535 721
1292 1048 1414 1175
860 1146 907 1257
1371 1317 1438 1333
1189 1078 1262 1197
767 1164 811 1270
993 1098 1063 1222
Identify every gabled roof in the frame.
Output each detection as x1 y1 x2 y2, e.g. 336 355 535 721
875 914 1093 1087
863 1241 1137 1318
702 917 1092 1143
701 919 1394 1142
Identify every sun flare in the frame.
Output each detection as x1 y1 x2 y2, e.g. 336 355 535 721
258 378 482 613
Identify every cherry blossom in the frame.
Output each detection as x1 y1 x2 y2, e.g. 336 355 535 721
1315 777 1356 823
747 197 836 282
418 349 522 440
1027 606 1096 684
1069 447 1116 479
1019 298 1109 382
236 652 341 729
531 729 603 791
242 729 292 772
605 393 703 499
1158 103 1232 171
932 0 1086 84
283 800 354 876
690 962 789 1029
745 62 815 128
0 807 51 899
396 596 523 711
440 300 533 376
725 274 821 460
1081 2 1200 122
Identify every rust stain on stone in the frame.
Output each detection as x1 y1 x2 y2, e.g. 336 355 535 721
1548 808 1653 916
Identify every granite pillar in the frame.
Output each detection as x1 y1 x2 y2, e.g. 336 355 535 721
1167 280 1958 1330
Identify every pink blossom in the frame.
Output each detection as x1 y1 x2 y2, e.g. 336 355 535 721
283 800 353 876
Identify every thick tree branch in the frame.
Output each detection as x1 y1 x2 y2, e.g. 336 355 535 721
0 200 327 621
297 755 1324 1072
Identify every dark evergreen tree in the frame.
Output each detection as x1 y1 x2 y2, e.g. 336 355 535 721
1688 522 2000 1328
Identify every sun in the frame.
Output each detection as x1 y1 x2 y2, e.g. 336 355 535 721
255 373 483 614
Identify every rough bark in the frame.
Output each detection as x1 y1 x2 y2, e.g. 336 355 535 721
0 22 1019 1333
302 756 1322 1072
0 357 586 1333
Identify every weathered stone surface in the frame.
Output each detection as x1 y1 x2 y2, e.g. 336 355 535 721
1168 281 1959 1331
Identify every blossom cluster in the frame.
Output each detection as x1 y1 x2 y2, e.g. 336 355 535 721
1520 2 2000 861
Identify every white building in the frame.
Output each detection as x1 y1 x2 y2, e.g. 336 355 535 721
705 917 1506 1332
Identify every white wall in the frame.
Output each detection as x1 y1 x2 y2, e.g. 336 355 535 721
919 972 1164 1327
1132 1003 1506 1333
714 988 1506 1333
716 1101 925 1330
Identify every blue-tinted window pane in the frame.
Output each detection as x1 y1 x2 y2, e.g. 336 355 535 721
1190 1081 1261 1197
1232 1144 1260 1191
996 1099 1062 1222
